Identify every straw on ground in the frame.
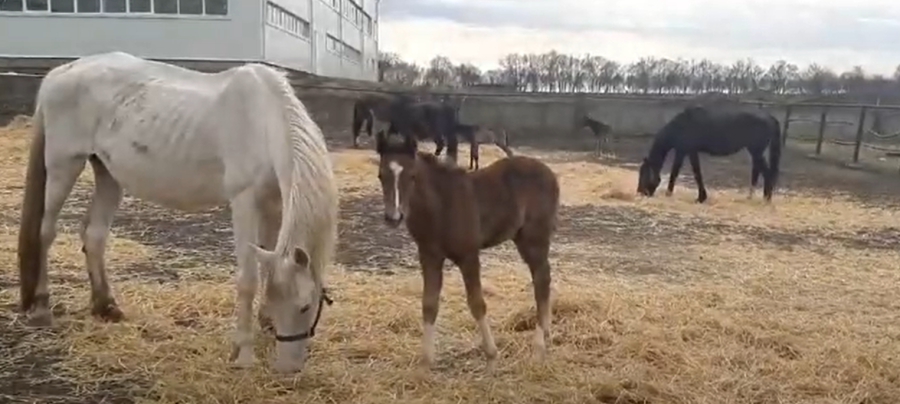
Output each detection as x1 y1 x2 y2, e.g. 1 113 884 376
1 116 899 404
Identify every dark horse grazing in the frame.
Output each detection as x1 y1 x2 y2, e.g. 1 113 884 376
637 105 782 203
386 99 461 162
374 130 559 369
581 115 613 155
454 123 514 170
351 92 417 148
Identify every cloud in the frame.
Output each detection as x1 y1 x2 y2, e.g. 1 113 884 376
378 0 900 75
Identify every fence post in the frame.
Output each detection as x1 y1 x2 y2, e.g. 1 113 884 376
815 106 828 155
782 105 792 146
852 106 868 164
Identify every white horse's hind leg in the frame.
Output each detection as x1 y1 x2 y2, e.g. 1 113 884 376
228 191 262 368
81 157 124 321
31 155 87 326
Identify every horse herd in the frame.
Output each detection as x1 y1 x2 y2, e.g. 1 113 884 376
13 52 784 375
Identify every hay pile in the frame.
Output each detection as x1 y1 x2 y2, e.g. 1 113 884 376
1 118 899 404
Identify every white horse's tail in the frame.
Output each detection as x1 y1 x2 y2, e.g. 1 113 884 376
254 66 339 280
18 103 47 312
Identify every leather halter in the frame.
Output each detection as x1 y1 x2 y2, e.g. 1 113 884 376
274 289 334 343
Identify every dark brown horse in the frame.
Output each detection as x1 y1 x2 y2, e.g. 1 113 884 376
582 115 613 155
637 105 782 203
355 93 461 160
388 99 460 161
454 123 514 170
374 130 559 369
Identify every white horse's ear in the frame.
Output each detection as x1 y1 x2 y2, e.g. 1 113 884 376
292 247 310 268
249 243 279 266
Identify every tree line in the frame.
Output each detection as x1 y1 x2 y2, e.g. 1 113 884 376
377 51 900 98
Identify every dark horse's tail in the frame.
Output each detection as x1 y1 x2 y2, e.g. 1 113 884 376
351 100 371 147
768 115 782 191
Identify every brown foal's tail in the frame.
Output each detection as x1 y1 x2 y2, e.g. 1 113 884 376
18 105 48 313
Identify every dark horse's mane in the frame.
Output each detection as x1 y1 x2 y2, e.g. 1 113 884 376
416 150 468 177
645 107 699 168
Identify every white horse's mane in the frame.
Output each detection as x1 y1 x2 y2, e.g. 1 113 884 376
254 65 339 282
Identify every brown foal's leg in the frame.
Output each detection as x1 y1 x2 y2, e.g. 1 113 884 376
514 234 553 358
419 250 446 368
456 254 498 365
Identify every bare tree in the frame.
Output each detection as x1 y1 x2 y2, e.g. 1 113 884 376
376 50 899 101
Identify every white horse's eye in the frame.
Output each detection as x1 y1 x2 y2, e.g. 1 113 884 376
299 304 312 314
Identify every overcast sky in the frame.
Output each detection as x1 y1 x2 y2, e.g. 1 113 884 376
378 0 900 76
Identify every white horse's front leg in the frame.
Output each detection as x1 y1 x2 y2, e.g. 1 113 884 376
228 192 260 368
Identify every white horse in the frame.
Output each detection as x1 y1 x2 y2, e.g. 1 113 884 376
16 52 339 373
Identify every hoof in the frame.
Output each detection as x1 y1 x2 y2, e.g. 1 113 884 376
25 312 53 328
228 345 255 369
229 357 255 369
419 355 435 371
92 303 125 323
270 361 302 374
665 190 673 197
482 343 499 364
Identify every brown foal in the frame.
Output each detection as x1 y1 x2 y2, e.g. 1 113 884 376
373 131 560 369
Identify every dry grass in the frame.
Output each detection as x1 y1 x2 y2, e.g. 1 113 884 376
1 117 900 404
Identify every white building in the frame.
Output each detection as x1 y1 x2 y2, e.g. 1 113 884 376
0 0 379 81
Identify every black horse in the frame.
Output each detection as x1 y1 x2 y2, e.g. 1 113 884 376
636 105 782 203
386 99 461 162
351 92 417 148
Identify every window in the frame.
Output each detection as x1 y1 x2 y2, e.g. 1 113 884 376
342 43 361 64
129 0 149 12
0 0 24 11
50 0 73 11
103 0 125 12
77 0 99 12
0 0 186 12
153 0 176 13
26 0 47 10
205 0 224 15
326 35 340 53
266 2 310 39
179 0 201 14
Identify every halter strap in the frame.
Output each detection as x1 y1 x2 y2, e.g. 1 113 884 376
274 288 334 343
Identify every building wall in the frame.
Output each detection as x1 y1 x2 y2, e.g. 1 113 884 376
0 0 263 61
264 0 377 81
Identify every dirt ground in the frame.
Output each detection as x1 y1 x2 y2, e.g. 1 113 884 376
1 120 899 404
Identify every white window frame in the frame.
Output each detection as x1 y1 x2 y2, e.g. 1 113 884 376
0 0 229 18
266 1 310 41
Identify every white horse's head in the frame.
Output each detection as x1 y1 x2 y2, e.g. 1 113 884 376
250 244 324 373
